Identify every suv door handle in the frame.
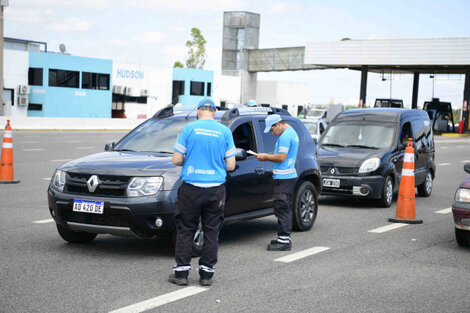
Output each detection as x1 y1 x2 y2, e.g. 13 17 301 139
255 167 265 175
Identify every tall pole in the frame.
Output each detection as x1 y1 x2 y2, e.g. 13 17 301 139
0 5 4 116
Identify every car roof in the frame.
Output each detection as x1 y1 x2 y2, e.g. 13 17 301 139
334 108 428 123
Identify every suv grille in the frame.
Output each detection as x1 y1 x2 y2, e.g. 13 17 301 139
320 166 357 175
64 172 131 197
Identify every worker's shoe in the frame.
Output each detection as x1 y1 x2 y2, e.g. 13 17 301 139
199 267 214 287
168 270 189 286
267 240 291 251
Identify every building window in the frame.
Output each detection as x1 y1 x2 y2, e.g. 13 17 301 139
190 81 204 96
206 82 212 97
49 69 79 88
82 72 110 90
172 80 185 104
28 103 43 111
28 68 43 86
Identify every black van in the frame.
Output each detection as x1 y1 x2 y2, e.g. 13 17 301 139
317 108 435 207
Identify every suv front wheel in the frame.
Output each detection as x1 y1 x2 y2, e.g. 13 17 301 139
292 181 318 231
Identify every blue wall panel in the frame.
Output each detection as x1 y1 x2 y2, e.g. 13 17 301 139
172 68 213 107
28 52 112 118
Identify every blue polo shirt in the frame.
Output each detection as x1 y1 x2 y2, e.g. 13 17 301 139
173 119 236 187
273 126 299 179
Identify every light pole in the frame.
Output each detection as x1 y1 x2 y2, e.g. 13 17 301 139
0 1 8 116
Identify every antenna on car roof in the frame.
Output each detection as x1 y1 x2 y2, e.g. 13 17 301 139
185 106 198 120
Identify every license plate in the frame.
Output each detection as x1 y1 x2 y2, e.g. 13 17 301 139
323 178 340 188
73 200 104 214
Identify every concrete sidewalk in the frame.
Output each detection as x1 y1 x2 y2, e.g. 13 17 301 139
0 116 144 130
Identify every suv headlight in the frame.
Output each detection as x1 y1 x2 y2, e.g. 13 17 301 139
358 157 380 173
455 188 470 203
51 170 66 192
127 177 163 197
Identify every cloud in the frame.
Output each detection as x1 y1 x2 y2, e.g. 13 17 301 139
128 0 246 11
133 31 166 43
107 38 128 47
6 8 55 24
270 1 304 13
47 18 94 32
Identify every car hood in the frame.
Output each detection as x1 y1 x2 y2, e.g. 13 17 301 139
59 151 177 176
318 146 383 168
459 175 470 189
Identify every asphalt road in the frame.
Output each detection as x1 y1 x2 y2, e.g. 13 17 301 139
1 131 469 313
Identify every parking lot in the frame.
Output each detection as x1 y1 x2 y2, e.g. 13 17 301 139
1 131 470 313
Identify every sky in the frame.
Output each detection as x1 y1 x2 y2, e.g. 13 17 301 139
4 0 470 108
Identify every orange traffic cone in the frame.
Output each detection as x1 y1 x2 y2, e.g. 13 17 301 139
0 120 20 184
389 138 422 224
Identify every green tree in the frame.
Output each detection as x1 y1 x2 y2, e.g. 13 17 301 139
173 61 184 68
185 27 207 69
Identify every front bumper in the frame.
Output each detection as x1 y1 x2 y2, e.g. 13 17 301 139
452 201 470 231
47 187 177 238
321 175 385 199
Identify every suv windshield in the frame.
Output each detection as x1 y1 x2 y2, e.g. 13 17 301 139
114 118 191 153
321 123 395 149
303 122 318 134
307 110 325 118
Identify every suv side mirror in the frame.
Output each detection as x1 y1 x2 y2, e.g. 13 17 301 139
464 163 470 174
235 148 247 160
105 142 115 151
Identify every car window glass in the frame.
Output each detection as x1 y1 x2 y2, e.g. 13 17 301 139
412 119 425 141
233 122 256 152
321 123 395 148
114 118 190 153
400 122 413 146
258 120 278 153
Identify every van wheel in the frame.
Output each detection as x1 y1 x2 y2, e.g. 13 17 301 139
292 181 318 231
417 171 433 197
455 228 469 247
56 224 97 244
379 176 394 208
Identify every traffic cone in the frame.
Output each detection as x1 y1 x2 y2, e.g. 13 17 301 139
389 138 422 224
0 120 20 184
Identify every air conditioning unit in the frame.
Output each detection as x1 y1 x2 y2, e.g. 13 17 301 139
141 89 149 97
18 85 30 95
112 85 124 94
18 96 28 106
125 87 133 96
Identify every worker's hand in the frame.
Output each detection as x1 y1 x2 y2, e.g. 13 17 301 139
256 153 267 161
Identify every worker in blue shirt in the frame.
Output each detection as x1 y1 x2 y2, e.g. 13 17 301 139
256 114 299 251
170 98 236 286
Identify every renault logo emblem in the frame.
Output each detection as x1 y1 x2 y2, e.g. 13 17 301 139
330 168 336 174
87 175 100 193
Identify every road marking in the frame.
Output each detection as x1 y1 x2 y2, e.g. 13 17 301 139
435 207 452 214
23 148 45 151
20 141 38 143
32 219 54 224
437 163 450 166
456 145 466 148
109 286 208 313
441 147 449 149
368 223 408 233
50 159 73 162
43 178 51 181
461 160 470 163
74 146 94 150
65 140 82 143
274 246 331 263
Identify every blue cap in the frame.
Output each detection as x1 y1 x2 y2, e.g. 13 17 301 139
247 99 257 107
264 114 282 133
197 99 216 110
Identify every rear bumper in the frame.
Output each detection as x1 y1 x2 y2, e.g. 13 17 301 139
47 187 177 238
452 202 470 231
321 175 385 199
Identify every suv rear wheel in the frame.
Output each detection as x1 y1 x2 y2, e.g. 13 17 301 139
292 181 318 231
170 220 204 257
417 171 433 197
56 224 97 244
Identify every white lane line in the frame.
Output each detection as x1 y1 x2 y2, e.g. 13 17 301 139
461 160 470 163
456 145 466 148
274 246 331 263
23 148 45 151
109 286 208 313
32 219 54 224
437 163 450 166
20 141 38 144
368 223 408 233
74 146 94 150
441 147 449 149
65 140 82 143
43 178 51 181
50 159 73 162
435 207 452 214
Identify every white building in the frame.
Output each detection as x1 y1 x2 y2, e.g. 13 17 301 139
256 80 309 116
